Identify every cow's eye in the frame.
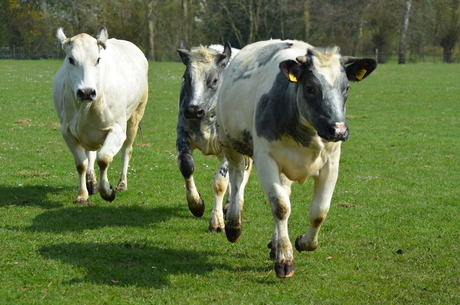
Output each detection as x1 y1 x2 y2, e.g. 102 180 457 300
211 77 218 87
96 58 101 65
68 57 75 65
306 86 315 95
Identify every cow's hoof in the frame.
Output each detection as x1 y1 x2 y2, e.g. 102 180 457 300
116 182 127 193
295 235 317 252
275 261 295 278
188 198 205 217
74 199 93 206
208 225 225 233
101 187 116 202
267 242 277 261
225 225 241 242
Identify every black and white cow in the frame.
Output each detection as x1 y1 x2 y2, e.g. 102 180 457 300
216 40 376 278
176 42 252 232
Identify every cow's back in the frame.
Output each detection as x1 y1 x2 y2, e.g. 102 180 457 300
101 39 148 111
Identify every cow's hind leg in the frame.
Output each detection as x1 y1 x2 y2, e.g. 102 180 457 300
86 150 98 195
224 152 247 243
177 128 205 217
117 88 148 193
209 155 229 233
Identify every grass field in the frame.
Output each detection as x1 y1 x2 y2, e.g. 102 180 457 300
0 59 459 304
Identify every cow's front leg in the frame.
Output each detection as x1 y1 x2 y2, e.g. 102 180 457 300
295 154 339 252
209 155 229 233
177 129 204 217
97 125 126 202
257 156 294 278
62 130 91 204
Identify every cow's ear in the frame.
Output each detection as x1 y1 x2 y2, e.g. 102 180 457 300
177 48 190 65
279 59 302 83
223 41 232 59
97 27 108 50
345 58 377 82
56 28 70 48
216 41 232 67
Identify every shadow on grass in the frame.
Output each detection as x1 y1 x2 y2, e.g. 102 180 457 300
0 184 68 209
38 241 228 288
22 204 186 233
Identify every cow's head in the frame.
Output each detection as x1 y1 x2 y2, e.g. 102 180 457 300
57 27 108 102
177 42 232 121
279 47 376 142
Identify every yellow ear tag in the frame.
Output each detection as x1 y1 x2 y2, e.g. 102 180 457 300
355 69 367 82
288 73 298 82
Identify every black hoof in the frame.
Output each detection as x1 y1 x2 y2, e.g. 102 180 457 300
225 225 241 242
101 187 116 202
188 198 205 217
275 261 295 278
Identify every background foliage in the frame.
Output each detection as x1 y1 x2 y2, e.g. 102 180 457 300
1 0 460 62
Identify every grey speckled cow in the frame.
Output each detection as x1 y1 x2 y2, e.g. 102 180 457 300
217 39 376 277
176 42 252 232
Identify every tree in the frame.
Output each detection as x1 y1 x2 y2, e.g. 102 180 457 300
398 0 411 64
434 0 460 63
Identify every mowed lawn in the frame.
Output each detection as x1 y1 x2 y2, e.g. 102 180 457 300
0 59 459 304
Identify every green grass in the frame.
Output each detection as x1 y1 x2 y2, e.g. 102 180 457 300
0 60 459 304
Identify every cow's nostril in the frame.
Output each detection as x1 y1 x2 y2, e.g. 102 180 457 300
77 88 96 101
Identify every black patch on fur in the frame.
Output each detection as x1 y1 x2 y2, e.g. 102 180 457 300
227 130 253 157
255 72 315 147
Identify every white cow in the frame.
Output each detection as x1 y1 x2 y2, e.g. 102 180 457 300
216 40 376 277
52 27 148 204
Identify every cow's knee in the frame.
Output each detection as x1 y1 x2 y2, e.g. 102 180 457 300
178 153 194 178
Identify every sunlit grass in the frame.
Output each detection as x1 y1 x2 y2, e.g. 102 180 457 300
0 60 458 304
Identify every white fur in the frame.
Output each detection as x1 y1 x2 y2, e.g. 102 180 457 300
53 27 148 204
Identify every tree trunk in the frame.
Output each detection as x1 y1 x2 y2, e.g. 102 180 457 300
147 0 156 61
442 42 455 63
303 0 310 41
398 0 411 64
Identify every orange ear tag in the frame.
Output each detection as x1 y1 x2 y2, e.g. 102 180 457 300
288 73 298 82
355 69 367 82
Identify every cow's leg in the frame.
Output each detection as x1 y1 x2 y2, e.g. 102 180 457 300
268 173 292 261
117 88 148 193
256 154 294 278
63 131 91 204
295 153 340 252
209 154 229 233
224 151 248 243
97 125 127 202
86 150 98 195
177 127 205 217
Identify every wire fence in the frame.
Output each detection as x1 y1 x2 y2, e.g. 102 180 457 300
0 45 455 63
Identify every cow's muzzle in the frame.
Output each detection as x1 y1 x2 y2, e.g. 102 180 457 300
319 122 349 142
184 105 206 120
77 88 97 101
